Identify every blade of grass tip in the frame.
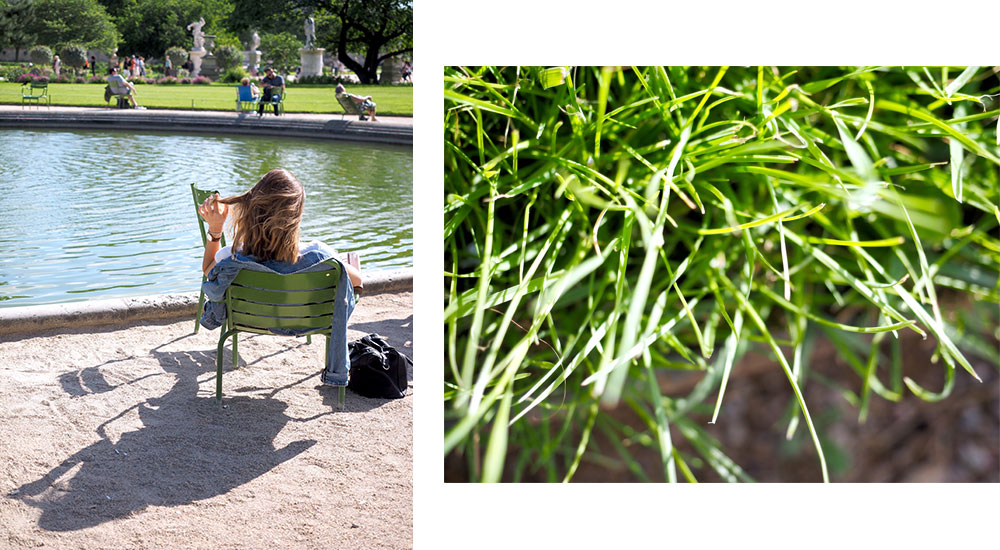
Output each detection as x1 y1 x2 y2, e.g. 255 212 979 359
644 364 677 482
944 66 980 97
595 66 614 160
904 360 956 402
602 125 692 406
805 236 906 247
562 400 599 482
854 79 875 141
876 99 1000 165
950 102 967 202
481 389 512 482
710 296 745 424
717 270 829 482
698 205 798 235
764 175 791 300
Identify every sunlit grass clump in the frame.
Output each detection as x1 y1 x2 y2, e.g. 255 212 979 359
444 66 1000 482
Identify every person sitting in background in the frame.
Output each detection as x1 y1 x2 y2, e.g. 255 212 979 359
335 83 378 122
197 169 364 385
239 76 260 100
257 67 284 117
106 67 142 109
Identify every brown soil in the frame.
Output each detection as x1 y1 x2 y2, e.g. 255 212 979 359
0 291 412 549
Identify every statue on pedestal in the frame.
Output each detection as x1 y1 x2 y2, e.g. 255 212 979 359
251 30 261 51
304 16 316 49
187 17 206 51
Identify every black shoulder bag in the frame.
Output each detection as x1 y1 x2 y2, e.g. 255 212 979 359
347 333 410 399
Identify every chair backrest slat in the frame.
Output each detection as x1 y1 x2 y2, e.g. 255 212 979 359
231 297 335 318
231 311 333 330
225 260 342 332
231 266 339 292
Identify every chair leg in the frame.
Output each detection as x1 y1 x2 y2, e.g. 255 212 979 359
306 334 312 345
232 332 239 367
195 288 205 333
216 330 230 403
339 386 345 409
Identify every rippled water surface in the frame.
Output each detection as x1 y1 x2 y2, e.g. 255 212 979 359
0 129 412 306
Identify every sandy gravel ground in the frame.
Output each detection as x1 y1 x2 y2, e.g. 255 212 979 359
0 292 412 549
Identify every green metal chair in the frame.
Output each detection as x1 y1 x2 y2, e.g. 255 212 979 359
215 260 346 408
21 82 50 109
191 184 225 334
235 84 260 112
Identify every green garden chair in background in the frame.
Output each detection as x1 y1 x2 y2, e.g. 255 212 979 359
335 93 364 120
21 82 50 109
214 260 347 408
191 183 225 334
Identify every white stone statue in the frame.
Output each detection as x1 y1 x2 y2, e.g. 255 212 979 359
187 17 206 51
304 16 316 49
251 30 260 51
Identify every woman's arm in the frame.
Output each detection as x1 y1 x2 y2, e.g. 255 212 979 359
198 193 229 276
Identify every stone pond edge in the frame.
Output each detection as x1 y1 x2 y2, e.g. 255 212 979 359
0 268 411 336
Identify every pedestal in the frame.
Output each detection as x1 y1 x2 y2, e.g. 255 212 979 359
189 49 206 78
299 48 325 77
246 50 261 75
379 58 403 85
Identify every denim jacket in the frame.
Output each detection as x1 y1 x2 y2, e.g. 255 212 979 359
200 241 355 386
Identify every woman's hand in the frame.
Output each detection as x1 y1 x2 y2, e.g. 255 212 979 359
198 192 229 232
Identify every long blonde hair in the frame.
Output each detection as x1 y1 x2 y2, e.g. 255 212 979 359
219 169 304 264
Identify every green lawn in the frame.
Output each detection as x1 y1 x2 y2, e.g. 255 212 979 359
0 82 412 116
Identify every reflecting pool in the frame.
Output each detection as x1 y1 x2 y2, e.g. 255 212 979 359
0 128 412 306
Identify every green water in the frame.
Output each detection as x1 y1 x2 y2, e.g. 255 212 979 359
0 128 412 306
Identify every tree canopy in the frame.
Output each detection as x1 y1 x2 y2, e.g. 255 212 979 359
23 0 119 53
227 0 412 84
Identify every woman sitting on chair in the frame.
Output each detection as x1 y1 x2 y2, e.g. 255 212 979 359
197 169 363 384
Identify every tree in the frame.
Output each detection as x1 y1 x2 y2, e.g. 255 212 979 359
24 0 119 53
323 0 411 84
226 0 412 84
59 43 88 74
0 0 37 60
105 0 233 58
259 32 300 76
29 45 53 66
213 44 241 72
165 46 188 68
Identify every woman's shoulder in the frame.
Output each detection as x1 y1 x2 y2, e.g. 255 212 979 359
299 240 338 259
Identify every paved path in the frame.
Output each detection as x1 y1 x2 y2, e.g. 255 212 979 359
0 105 412 145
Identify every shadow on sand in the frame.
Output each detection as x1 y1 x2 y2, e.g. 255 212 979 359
14 335 354 532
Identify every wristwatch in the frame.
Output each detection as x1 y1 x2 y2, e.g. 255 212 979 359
207 230 223 242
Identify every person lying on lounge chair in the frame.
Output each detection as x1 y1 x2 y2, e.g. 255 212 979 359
335 83 378 122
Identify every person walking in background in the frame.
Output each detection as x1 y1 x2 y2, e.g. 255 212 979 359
90 55 97 77
52 55 61 77
138 56 146 78
164 55 171 77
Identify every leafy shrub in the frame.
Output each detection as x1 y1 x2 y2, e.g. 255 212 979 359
58 44 88 73
165 47 188 69
156 76 179 85
176 68 190 79
29 46 53 67
17 74 49 83
220 66 249 83
180 78 193 84
192 76 211 85
295 74 354 86
214 45 242 72
75 76 87 83
88 74 106 84
260 32 300 76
